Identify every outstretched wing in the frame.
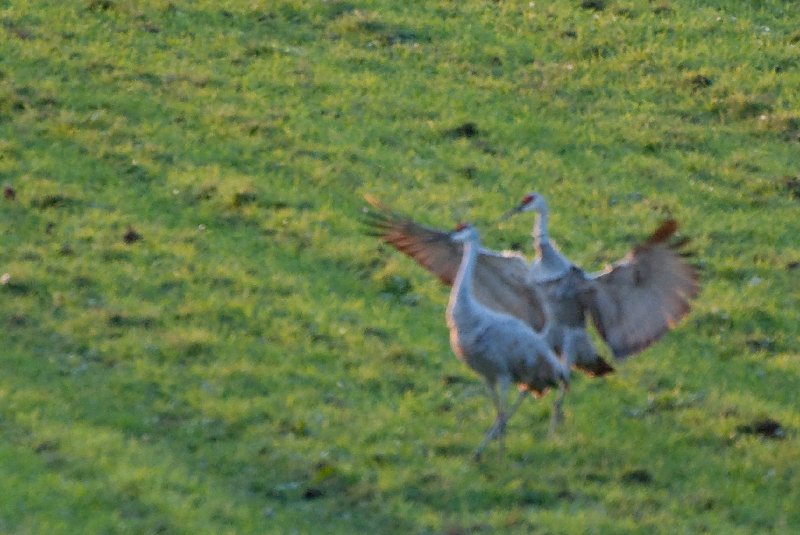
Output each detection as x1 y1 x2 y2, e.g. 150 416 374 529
580 220 700 359
362 195 547 331
362 195 461 285
471 250 547 331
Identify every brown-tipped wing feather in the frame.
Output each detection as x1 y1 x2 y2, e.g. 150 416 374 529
363 196 547 331
362 195 460 285
579 220 700 359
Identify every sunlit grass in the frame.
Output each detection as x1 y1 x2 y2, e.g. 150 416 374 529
1 0 798 533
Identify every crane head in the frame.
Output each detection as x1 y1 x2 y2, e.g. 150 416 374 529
499 192 546 221
449 222 478 243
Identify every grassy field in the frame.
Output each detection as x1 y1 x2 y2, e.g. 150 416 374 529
1 0 799 533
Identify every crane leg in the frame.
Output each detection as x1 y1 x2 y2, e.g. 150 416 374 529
546 340 571 439
473 380 528 461
495 378 510 457
472 391 528 461
547 381 568 438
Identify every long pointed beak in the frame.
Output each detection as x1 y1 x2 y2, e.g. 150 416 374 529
498 204 524 222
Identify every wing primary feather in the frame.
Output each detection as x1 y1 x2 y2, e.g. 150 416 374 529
584 219 700 359
645 219 678 245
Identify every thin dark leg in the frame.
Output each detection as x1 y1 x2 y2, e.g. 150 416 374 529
473 386 527 461
473 383 504 461
547 381 568 438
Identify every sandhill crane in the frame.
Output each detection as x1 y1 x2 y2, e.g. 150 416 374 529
445 222 569 459
363 193 699 382
501 192 700 361
363 195 610 377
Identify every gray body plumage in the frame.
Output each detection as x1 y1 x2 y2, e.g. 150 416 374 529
444 225 568 457
447 237 565 395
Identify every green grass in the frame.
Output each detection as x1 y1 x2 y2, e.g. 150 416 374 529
1 0 799 533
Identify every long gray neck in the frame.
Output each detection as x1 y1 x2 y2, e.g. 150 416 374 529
447 238 479 318
533 204 549 253
530 202 571 279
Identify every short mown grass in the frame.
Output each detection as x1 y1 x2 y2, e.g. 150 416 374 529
1 0 798 533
